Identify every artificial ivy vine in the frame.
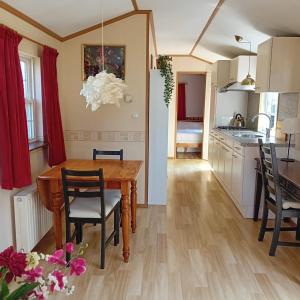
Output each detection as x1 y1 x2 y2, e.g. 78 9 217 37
157 55 174 107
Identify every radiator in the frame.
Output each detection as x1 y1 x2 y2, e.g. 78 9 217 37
14 184 52 252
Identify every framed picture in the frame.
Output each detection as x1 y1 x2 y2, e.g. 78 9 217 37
82 44 125 81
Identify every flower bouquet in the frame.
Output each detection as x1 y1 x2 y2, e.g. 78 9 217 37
0 242 87 300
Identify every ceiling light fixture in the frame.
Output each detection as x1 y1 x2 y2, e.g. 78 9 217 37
80 0 128 111
234 35 255 87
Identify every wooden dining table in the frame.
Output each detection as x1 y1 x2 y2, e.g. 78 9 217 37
254 158 300 220
37 159 143 263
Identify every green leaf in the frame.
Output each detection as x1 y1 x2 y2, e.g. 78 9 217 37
0 268 9 300
6 283 39 300
0 278 9 300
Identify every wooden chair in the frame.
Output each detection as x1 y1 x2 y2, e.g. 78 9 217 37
258 139 300 256
93 149 123 161
61 168 120 269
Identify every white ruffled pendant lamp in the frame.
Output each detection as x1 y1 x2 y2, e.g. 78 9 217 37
80 0 128 111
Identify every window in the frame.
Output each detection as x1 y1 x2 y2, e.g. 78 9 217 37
20 56 35 142
258 92 279 137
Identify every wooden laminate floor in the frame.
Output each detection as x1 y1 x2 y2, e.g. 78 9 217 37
37 159 300 300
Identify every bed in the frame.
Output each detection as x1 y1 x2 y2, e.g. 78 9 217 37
176 119 203 154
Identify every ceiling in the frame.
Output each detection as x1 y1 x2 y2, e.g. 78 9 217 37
194 0 300 60
3 0 133 36
3 0 300 62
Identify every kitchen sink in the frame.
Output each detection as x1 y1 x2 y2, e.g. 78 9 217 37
233 133 264 139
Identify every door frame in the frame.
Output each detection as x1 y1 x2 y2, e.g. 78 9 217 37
174 71 207 159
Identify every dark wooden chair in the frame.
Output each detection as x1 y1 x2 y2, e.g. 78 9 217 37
61 168 120 269
93 149 123 190
93 149 123 161
258 139 300 256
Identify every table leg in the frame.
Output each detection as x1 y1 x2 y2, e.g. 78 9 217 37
121 181 130 262
51 192 63 249
131 180 137 233
254 171 263 221
53 208 63 249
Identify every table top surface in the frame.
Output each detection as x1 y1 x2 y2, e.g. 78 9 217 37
277 160 300 188
38 159 143 182
256 158 300 188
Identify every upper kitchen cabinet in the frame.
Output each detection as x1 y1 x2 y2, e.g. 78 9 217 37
256 37 300 93
229 56 257 83
211 60 230 88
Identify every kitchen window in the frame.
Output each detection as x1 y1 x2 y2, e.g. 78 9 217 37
258 92 279 137
20 55 36 142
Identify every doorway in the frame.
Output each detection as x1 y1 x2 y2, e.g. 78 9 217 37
175 72 206 159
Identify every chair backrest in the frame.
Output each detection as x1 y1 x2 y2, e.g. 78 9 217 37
92 149 123 161
258 139 283 208
61 168 105 219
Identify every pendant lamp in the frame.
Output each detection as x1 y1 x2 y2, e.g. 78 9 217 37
80 0 128 111
235 35 255 87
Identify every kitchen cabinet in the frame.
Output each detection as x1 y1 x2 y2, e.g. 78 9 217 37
213 139 220 174
231 152 243 208
217 143 225 181
211 60 230 88
223 144 233 189
229 56 257 83
256 37 300 93
208 135 214 168
209 129 263 218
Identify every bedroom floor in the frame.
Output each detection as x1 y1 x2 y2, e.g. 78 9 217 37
176 152 201 159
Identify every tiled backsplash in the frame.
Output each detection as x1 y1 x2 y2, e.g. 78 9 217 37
64 130 145 142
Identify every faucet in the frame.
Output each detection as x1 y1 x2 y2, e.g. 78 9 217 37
251 113 272 138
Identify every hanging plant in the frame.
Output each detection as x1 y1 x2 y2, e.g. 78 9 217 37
157 55 174 107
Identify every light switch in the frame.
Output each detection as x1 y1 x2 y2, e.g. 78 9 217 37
132 113 139 119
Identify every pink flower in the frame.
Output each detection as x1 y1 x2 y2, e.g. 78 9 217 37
0 246 26 283
70 258 86 276
47 249 67 266
66 242 74 254
48 270 67 292
23 266 43 282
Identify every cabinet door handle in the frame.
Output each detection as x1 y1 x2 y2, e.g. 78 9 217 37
234 146 241 150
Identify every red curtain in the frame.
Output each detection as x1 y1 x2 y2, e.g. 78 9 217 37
0 26 32 189
41 46 66 167
177 83 186 120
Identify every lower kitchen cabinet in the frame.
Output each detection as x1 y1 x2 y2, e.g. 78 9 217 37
231 152 243 208
218 144 225 181
208 130 259 218
223 144 233 189
208 135 214 168
213 139 220 174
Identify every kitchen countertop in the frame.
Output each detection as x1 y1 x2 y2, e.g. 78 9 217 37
213 128 290 147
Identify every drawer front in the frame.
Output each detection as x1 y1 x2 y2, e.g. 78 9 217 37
218 134 226 143
233 142 244 156
225 136 234 149
211 131 219 139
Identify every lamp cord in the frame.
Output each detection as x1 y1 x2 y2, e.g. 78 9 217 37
101 0 104 71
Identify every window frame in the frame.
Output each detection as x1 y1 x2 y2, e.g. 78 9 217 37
20 54 37 143
258 92 279 138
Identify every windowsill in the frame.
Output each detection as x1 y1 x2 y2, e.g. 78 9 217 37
29 141 47 152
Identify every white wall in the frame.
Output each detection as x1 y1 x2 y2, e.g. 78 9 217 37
168 56 211 158
178 74 206 118
215 91 249 126
59 14 148 204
